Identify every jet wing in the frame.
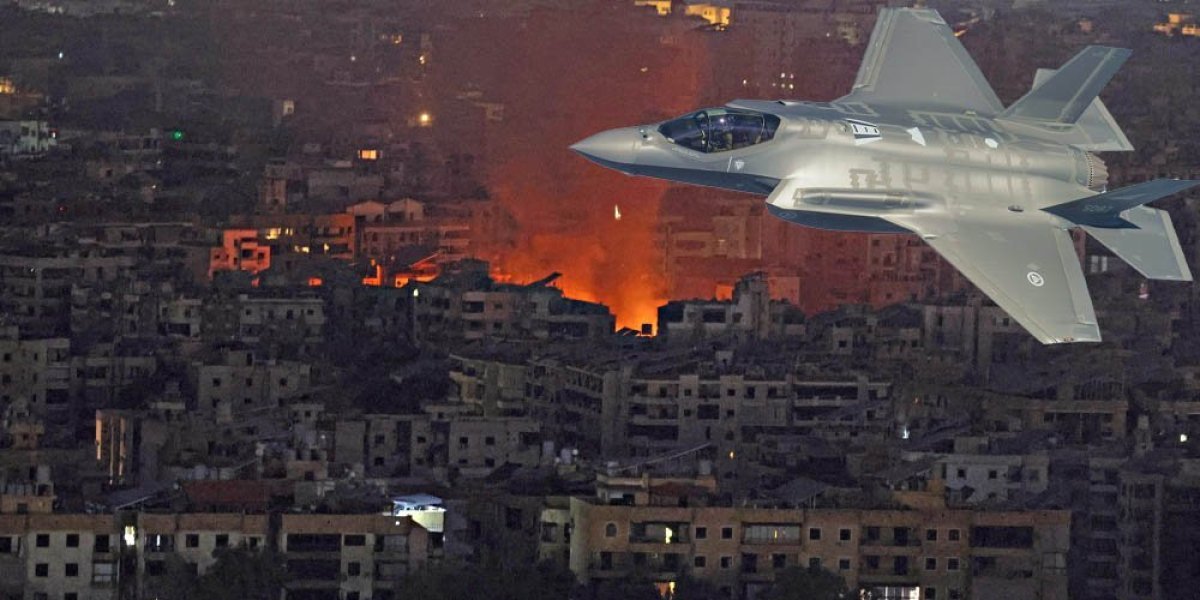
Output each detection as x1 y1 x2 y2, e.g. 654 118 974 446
840 9 1004 115
885 211 1100 344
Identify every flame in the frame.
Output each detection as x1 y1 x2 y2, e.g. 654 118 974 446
445 6 707 335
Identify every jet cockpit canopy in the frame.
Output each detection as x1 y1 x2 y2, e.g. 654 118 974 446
657 108 781 153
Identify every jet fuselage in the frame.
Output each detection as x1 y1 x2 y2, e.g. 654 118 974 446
573 99 1104 235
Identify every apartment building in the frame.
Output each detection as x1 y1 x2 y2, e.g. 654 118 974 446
193 349 312 418
404 261 615 341
333 410 543 481
569 492 1070 600
0 243 138 337
279 513 430 600
208 229 271 279
0 514 119 600
201 292 327 349
656 273 805 342
0 327 70 417
137 512 270 591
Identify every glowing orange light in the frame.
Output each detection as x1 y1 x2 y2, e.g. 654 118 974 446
361 264 384 287
307 277 323 287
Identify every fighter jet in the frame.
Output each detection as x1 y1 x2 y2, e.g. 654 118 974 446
571 8 1200 344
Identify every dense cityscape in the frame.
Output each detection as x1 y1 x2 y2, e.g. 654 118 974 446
1 0 1199 599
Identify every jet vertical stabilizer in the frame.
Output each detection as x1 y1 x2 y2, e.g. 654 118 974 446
1000 46 1130 124
999 47 1134 151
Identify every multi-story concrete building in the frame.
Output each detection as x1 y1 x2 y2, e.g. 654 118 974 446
568 479 1071 600
0 510 432 600
0 120 56 157
137 512 270 592
333 409 543 482
657 273 805 342
228 212 356 260
0 514 119 600
0 243 138 337
193 349 312 418
404 261 615 341
0 327 70 417
279 513 431 600
201 292 327 351
209 229 271 280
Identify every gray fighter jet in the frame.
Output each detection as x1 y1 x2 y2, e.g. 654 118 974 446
572 8 1200 344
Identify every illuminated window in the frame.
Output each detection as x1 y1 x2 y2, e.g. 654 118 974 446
359 149 379 161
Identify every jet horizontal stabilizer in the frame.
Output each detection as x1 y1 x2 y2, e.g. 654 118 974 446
1042 179 1200 229
1084 207 1193 281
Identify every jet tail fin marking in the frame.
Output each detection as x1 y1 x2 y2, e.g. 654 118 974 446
1043 179 1200 229
1000 46 1130 124
1084 207 1192 281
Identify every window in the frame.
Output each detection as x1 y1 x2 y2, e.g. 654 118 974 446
721 527 734 540
808 527 821 541
186 534 199 548
35 563 48 577
772 554 787 569
695 527 707 540
65 595 78 600
65 563 79 577
947 558 960 571
348 562 361 576
36 534 49 547
948 529 961 541
720 556 733 569
925 588 938 600
94 535 110 553
694 555 706 568
838 558 851 571
988 470 998 480
215 534 229 548
956 468 966 478
658 108 781 153
866 526 880 541
66 534 79 547
808 557 821 569
839 528 851 541
926 529 938 542
344 534 366 546
605 523 617 538
925 558 937 571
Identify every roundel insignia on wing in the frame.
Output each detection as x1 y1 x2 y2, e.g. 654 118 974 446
1027 271 1045 287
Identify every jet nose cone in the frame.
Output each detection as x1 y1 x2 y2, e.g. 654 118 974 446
570 127 641 170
